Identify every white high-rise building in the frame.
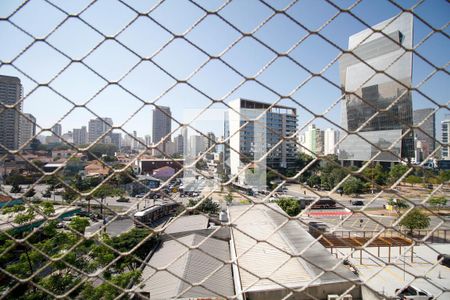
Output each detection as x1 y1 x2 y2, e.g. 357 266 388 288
324 128 339 156
189 135 207 156
300 124 324 157
144 135 152 147
442 119 450 159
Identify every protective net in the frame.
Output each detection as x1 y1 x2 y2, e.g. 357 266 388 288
0 0 448 299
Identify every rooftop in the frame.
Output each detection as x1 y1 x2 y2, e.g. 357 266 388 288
135 233 234 299
229 204 358 293
164 215 209 235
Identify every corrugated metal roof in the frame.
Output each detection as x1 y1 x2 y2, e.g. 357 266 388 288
135 234 234 299
164 215 209 234
229 204 358 293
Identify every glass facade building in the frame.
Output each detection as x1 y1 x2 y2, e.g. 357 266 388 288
338 13 414 163
413 108 435 161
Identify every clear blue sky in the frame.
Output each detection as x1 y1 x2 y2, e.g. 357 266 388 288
0 0 448 141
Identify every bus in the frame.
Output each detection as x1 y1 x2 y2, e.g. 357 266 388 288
134 202 179 227
299 197 337 209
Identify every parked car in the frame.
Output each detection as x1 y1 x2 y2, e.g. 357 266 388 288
437 254 450 268
351 200 364 206
116 197 130 203
395 285 433 299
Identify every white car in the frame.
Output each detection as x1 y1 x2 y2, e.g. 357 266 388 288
395 285 433 299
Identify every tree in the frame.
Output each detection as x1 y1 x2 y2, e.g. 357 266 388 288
277 197 300 217
224 192 233 206
439 170 450 182
10 182 22 193
14 207 36 224
294 153 316 178
187 197 220 215
387 198 409 216
30 138 42 153
63 186 78 203
92 184 121 217
320 167 346 191
307 174 321 188
2 204 25 215
404 175 422 186
195 159 208 170
64 158 85 177
45 175 60 190
266 170 279 190
86 144 118 160
400 209 430 235
40 201 55 216
69 216 90 234
342 177 365 195
363 163 387 186
429 196 447 212
388 164 409 184
31 159 45 171
80 270 141 300
111 165 135 185
102 155 117 163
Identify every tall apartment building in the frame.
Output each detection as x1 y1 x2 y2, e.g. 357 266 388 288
144 135 152 146
189 135 207 156
413 108 435 162
0 75 23 153
88 117 113 143
73 126 88 145
338 13 414 164
300 124 324 157
225 99 297 186
19 113 36 148
52 123 62 137
61 131 73 144
206 132 216 152
110 132 122 150
442 119 450 160
152 106 171 152
174 133 184 155
324 128 339 156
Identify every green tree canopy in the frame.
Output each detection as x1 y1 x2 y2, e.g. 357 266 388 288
404 175 422 186
276 197 300 217
363 163 387 186
342 177 365 195
400 209 430 235
69 216 90 234
84 144 118 160
187 197 220 215
428 196 447 211
388 164 409 183
224 192 233 205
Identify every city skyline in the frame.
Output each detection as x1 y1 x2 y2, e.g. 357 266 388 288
0 1 448 140
0 2 448 300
